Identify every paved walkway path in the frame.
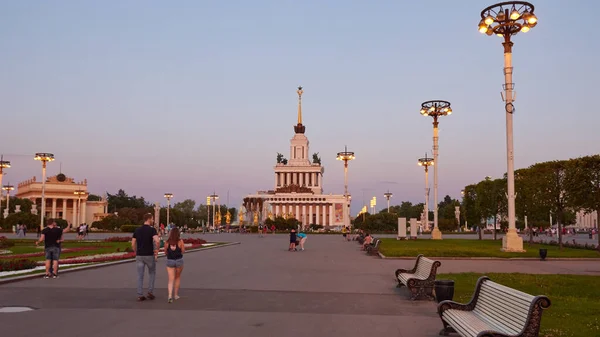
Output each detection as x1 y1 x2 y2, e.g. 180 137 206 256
1 234 598 337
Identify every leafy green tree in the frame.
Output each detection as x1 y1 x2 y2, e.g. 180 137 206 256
565 155 600 249
3 212 41 230
462 184 482 239
528 161 573 249
6 197 33 213
107 189 149 211
87 194 102 201
438 195 461 231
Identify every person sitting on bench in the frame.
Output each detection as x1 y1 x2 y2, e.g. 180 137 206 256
361 233 372 250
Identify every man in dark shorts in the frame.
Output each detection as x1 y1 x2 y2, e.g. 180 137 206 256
36 219 63 279
132 213 160 301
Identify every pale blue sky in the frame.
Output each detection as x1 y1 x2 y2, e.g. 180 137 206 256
1 0 598 213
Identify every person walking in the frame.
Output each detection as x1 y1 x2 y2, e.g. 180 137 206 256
132 213 160 301
289 229 297 251
164 227 185 303
297 231 307 251
35 219 63 279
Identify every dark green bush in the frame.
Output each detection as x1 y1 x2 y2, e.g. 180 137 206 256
0 236 14 248
52 218 69 228
3 212 41 230
120 225 141 233
95 215 130 230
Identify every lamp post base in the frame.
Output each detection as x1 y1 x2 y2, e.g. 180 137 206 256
431 227 443 240
501 229 525 252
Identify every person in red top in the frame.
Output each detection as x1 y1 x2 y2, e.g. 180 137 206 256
271 225 276 235
160 223 165 236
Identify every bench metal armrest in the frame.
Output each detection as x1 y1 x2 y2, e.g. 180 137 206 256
437 276 490 316
394 254 423 278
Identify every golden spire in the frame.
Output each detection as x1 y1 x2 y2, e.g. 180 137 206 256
297 86 303 124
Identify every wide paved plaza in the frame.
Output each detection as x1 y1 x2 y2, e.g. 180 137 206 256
1 234 598 337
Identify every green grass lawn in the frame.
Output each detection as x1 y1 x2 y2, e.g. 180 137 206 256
437 273 600 337
379 238 600 258
2 240 131 261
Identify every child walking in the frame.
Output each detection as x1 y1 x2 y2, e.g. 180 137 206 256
289 229 297 251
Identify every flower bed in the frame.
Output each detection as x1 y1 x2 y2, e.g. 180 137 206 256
59 252 136 265
103 237 131 242
0 259 38 272
182 238 207 245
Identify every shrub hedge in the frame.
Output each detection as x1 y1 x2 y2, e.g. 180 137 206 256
0 259 37 272
0 236 14 249
120 225 141 233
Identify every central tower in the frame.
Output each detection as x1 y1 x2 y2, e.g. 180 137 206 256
289 86 310 166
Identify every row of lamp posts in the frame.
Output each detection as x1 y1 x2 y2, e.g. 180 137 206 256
410 2 536 250
0 153 55 230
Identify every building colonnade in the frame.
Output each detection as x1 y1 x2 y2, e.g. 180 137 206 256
39 197 87 226
275 172 320 187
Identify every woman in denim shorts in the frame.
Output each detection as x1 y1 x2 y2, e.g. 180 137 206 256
164 227 185 303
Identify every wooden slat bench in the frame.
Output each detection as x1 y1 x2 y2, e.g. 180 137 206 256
365 238 381 255
394 254 441 300
437 276 551 337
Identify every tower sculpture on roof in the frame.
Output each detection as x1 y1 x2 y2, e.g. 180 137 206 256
294 86 305 134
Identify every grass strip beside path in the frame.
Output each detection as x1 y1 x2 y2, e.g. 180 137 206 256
379 238 600 258
437 273 600 337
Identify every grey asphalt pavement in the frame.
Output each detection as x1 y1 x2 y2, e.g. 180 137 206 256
1 233 598 337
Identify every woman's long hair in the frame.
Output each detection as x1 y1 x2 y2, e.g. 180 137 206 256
166 227 181 246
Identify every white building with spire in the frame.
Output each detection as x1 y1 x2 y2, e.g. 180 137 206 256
243 87 349 229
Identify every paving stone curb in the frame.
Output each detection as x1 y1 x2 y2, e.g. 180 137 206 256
0 242 240 285
378 252 600 261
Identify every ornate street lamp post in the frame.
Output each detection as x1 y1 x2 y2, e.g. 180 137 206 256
34 153 55 230
418 154 434 234
164 193 173 227
384 191 393 213
478 1 537 252
0 156 11 218
74 190 86 228
337 146 355 229
210 193 219 230
420 102 451 239
0 156 10 203
2 183 14 218
370 197 377 214
461 189 468 231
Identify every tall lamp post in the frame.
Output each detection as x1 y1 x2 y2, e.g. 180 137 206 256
34 153 55 230
210 193 219 230
0 156 10 203
164 193 173 227
420 101 452 240
478 1 537 252
370 197 377 214
74 190 86 228
2 183 14 218
384 191 393 213
418 153 434 233
461 189 468 231
337 146 355 229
